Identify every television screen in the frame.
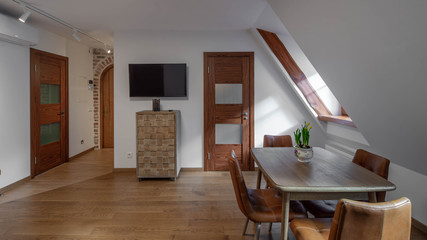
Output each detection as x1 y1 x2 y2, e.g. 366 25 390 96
129 63 187 97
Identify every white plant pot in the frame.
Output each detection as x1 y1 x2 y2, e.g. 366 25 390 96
294 146 313 163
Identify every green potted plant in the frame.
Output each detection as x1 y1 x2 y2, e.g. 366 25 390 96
293 121 313 162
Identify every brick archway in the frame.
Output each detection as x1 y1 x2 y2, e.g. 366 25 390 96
93 49 113 148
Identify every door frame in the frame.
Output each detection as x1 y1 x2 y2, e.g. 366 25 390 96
203 52 254 171
99 65 114 148
30 48 69 178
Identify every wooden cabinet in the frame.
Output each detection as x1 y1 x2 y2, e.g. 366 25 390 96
136 110 181 180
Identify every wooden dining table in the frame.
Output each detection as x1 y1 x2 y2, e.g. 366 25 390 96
250 147 396 240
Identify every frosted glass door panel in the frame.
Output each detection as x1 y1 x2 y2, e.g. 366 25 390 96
215 124 242 144
40 122 60 145
215 84 242 104
40 84 60 104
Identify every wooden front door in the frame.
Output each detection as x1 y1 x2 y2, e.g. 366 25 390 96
204 52 254 171
101 66 114 148
30 49 68 177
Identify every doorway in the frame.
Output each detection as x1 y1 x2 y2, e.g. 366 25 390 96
30 48 69 177
203 52 254 171
100 65 114 148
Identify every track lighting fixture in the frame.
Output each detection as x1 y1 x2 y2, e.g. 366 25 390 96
72 30 81 42
12 0 112 52
18 7 31 23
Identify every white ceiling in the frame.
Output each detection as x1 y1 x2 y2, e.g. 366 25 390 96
0 0 269 48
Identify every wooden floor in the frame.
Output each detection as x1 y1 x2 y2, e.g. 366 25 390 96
0 149 425 239
0 149 114 204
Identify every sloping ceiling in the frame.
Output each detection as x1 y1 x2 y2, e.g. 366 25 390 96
268 0 427 175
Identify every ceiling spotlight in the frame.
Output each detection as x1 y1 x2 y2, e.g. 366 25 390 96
19 8 31 23
104 44 111 54
72 30 81 42
13 0 109 49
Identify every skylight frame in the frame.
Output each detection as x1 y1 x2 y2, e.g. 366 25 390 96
257 28 355 128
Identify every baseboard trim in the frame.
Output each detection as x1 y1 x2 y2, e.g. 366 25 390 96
0 176 31 194
180 168 203 172
113 168 135 173
413 217 427 234
68 147 95 161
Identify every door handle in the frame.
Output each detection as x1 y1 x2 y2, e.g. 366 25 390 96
57 111 65 116
243 117 248 120
241 112 248 116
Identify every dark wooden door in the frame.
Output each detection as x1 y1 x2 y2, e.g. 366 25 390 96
30 48 68 177
101 66 114 148
204 52 254 171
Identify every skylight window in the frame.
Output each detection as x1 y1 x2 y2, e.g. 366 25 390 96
307 73 341 115
257 29 355 127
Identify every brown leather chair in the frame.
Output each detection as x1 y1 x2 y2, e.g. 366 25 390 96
229 150 307 240
290 197 411 240
262 135 293 188
263 135 293 148
302 149 391 218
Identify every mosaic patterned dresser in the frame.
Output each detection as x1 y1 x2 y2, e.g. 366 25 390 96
136 110 181 180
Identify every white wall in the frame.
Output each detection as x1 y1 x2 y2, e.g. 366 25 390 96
387 163 427 223
33 29 67 57
66 41 94 157
268 0 427 175
268 0 427 224
254 5 369 144
0 22 94 188
0 40 31 189
114 30 325 168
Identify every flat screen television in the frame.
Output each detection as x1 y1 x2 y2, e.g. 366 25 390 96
129 63 187 97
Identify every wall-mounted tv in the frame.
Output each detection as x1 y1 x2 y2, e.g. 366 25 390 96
129 63 187 97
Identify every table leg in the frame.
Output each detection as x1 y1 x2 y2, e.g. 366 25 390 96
256 168 262 189
368 192 377 203
281 192 290 240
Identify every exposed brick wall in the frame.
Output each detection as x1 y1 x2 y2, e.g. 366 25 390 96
92 48 114 149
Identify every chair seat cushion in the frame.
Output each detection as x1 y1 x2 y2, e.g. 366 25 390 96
247 188 307 222
302 200 337 218
290 218 332 240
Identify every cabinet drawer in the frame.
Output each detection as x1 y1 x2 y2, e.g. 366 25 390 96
137 126 176 139
137 166 176 178
138 162 175 169
137 114 175 127
137 139 175 151
138 151 175 161
137 144 175 152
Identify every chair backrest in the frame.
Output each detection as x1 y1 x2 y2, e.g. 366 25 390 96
228 150 253 218
328 197 411 240
263 135 293 147
352 149 390 202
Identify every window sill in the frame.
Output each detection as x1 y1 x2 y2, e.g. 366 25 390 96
318 115 356 128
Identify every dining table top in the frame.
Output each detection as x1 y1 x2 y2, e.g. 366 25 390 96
251 147 396 193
